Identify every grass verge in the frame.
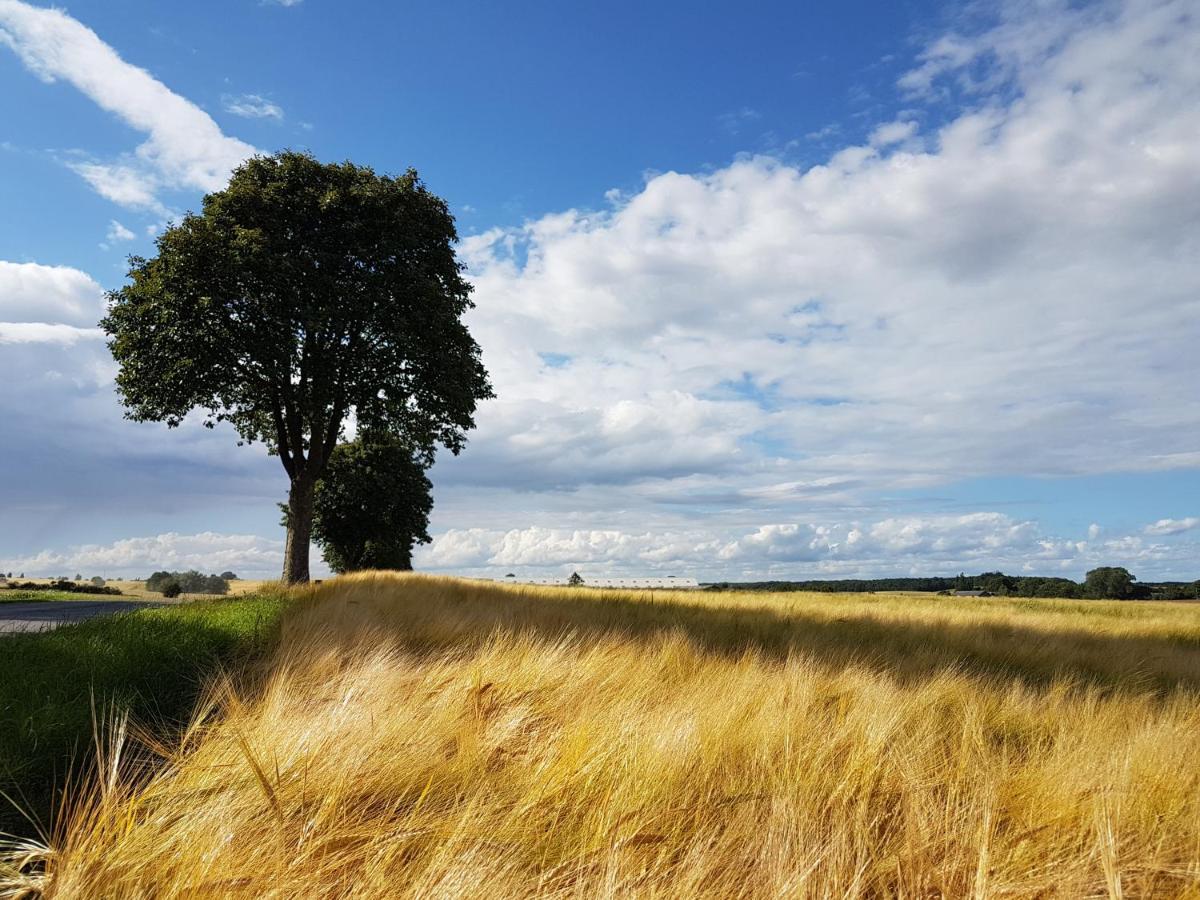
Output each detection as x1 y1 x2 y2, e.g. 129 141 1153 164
0 592 288 839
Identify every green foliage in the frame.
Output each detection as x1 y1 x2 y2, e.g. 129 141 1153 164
568 572 584 587
1156 581 1200 601
311 435 433 574
1084 566 1149 600
160 580 183 599
146 571 228 595
0 592 288 838
102 151 493 583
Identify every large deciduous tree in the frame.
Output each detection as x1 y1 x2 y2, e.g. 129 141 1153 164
102 152 492 583
310 435 433 574
1083 566 1140 600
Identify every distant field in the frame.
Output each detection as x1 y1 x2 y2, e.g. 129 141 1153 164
5 575 1200 897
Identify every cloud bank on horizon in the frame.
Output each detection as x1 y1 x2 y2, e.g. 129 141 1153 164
0 0 1197 580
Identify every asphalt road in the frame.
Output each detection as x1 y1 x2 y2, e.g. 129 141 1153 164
0 600 164 634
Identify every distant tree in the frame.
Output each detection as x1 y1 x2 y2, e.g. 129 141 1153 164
219 571 238 581
309 435 433 574
568 572 584 587
146 570 228 595
102 151 492 584
90 576 105 587
1084 566 1139 600
74 573 82 582
505 573 516 579
146 571 173 592
160 580 182 598
202 574 230 595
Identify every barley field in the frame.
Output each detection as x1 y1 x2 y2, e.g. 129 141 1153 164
5 574 1200 898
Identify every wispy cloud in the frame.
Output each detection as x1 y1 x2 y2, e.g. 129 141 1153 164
222 92 284 120
0 0 257 210
717 106 761 135
106 219 135 242
1145 518 1200 536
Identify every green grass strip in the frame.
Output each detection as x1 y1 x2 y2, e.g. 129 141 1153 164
0 592 288 838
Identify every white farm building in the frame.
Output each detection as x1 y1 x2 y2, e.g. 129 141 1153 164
499 576 700 590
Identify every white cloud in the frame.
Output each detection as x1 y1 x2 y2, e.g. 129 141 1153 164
447 0 1200 508
417 513 1196 580
0 532 288 578
0 0 257 209
868 118 917 146
1145 517 1200 536
0 322 103 344
106 219 135 242
222 93 284 120
0 261 105 326
265 0 303 6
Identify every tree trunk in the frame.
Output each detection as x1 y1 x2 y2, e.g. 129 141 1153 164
282 475 316 584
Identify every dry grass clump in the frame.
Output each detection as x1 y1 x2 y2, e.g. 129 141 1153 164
5 574 1200 898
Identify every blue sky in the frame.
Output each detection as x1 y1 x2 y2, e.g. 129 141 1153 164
1 0 1198 580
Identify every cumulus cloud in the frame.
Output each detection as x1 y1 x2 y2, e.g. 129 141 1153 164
445 0 1200 509
0 532 289 578
0 260 105 326
0 0 257 209
1145 517 1200 536
417 513 1196 580
222 93 284 120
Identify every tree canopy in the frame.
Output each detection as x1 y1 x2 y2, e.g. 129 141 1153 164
311 435 433 574
1083 566 1146 600
102 152 492 582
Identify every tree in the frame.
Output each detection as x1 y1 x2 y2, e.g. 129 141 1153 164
90 576 105 587
1084 566 1138 600
568 572 584 587
160 580 182 599
219 571 239 581
308 434 432 573
146 571 173 592
103 152 492 584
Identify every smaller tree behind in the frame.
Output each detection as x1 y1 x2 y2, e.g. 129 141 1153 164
312 436 433 573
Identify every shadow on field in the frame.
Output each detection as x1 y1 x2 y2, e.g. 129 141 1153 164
314 578 1200 698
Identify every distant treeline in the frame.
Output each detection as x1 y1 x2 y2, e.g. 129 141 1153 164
3 579 122 596
706 569 1200 600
